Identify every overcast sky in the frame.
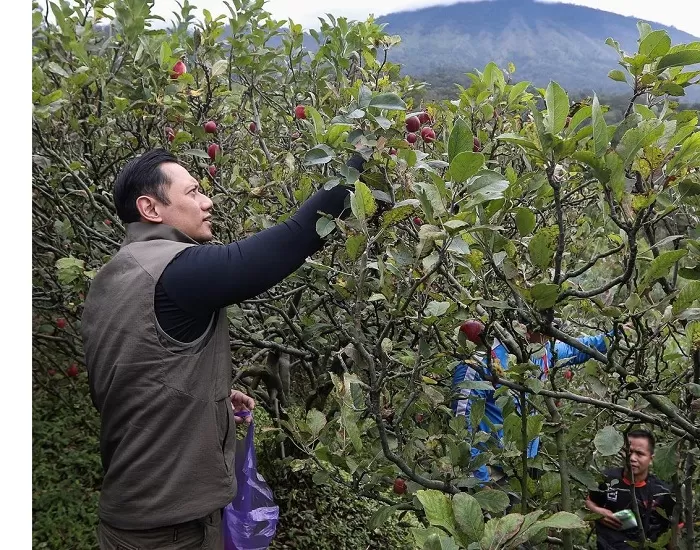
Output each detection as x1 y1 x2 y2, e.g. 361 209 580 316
148 0 700 37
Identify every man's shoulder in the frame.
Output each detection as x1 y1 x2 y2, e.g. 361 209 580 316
646 474 671 494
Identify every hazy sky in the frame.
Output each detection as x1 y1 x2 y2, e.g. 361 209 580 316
148 0 700 37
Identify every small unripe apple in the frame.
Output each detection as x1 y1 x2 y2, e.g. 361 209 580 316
208 165 217 178
459 320 485 344
204 120 217 133
406 132 417 144
207 143 221 160
294 105 306 119
171 60 187 79
421 127 436 142
249 121 257 134
56 318 67 329
66 364 79 377
413 216 423 226
418 112 431 125
473 136 482 152
393 478 407 495
405 116 420 133
563 369 573 381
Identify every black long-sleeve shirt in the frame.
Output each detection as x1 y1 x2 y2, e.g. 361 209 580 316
155 184 350 342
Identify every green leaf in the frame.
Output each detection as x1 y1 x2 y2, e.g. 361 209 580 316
465 170 510 204
452 493 484 543
351 180 377 222
368 504 403 530
639 249 688 292
591 94 609 157
417 489 457 535
315 217 336 238
303 144 334 165
531 283 559 308
448 118 474 163
673 281 700 314
594 425 624 456
306 409 326 438
657 49 700 71
608 69 628 83
639 30 671 58
368 92 406 110
652 443 677 482
473 488 510 513
425 301 451 317
528 226 559 270
497 133 541 152
304 105 326 140
345 234 366 260
450 152 485 183
210 59 228 77
538 511 587 530
544 81 569 134
381 204 416 228
617 119 665 167
55 256 85 285
668 132 700 172
515 207 536 236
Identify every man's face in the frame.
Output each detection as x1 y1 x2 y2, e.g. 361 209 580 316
156 162 214 242
627 436 653 480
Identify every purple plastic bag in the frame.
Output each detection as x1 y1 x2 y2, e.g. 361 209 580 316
223 411 279 550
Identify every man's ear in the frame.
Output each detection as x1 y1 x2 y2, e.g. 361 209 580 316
135 195 163 223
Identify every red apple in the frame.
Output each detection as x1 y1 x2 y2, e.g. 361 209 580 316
414 413 424 423
208 165 217 178
291 131 301 140
421 127 436 142
405 116 420 133
473 136 482 152
418 112 431 124
207 143 221 160
389 147 397 156
393 478 407 495
48 369 56 377
555 400 562 407
104 218 112 226
459 320 485 344
249 121 257 134
204 120 217 133
406 132 417 144
66 364 79 377
563 369 573 381
413 217 423 226
164 126 176 142
56 318 67 329
294 105 306 119
171 60 187 79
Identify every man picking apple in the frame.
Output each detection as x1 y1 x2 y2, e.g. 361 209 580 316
81 149 363 549
452 319 610 483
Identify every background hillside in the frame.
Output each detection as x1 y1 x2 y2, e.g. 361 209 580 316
373 0 700 101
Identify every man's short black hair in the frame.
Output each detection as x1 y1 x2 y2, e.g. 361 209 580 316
626 428 655 454
113 149 180 223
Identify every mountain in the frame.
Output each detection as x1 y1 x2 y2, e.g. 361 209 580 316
372 0 700 101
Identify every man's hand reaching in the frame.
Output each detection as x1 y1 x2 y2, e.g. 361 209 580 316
230 389 255 424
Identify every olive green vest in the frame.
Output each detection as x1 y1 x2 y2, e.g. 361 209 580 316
81 222 236 530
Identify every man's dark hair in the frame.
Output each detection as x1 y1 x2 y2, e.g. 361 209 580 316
626 428 655 454
113 149 180 223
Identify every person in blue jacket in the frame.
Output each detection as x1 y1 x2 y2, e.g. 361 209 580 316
452 321 609 482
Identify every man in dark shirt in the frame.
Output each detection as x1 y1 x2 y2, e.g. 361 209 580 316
585 429 674 550
82 148 361 549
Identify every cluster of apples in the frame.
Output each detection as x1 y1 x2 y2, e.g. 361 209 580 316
405 111 435 145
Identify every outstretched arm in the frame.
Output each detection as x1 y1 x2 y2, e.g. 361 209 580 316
554 333 609 365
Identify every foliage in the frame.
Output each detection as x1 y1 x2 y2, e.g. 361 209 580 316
32 1 700 549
